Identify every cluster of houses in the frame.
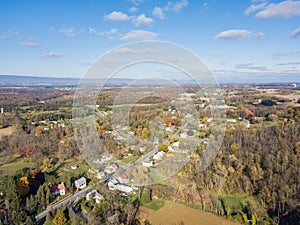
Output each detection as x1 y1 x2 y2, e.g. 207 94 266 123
31 120 66 131
48 177 87 199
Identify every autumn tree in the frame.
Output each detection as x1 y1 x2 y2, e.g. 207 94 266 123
53 208 67 225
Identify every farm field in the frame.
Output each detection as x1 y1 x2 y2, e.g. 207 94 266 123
0 126 14 139
147 202 241 225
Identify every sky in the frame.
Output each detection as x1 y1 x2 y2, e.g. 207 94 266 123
0 0 300 83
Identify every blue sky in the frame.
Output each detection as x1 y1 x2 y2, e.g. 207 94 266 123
0 0 300 83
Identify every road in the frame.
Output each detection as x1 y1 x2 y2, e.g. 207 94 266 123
35 186 92 222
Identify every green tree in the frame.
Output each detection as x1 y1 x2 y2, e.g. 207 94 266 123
25 216 35 225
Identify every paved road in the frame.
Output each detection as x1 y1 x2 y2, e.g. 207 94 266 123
35 186 92 222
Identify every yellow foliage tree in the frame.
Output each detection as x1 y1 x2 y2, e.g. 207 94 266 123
17 176 30 197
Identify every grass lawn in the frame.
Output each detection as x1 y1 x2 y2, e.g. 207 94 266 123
0 159 34 176
121 155 140 164
56 158 89 178
141 199 165 211
219 195 259 212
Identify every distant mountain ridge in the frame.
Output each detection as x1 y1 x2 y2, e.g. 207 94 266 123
0 75 80 86
0 75 298 87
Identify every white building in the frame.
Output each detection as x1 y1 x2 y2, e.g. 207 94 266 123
96 171 106 180
173 142 180 148
142 161 154 167
153 151 165 160
227 119 237 123
86 190 104 204
180 132 188 138
75 177 86 190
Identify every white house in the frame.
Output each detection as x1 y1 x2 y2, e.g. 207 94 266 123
96 171 106 180
153 151 165 160
165 127 174 133
207 118 213 123
168 146 174 152
173 142 180 148
75 177 86 190
180 132 188 138
86 190 104 204
115 184 133 193
227 119 237 123
142 161 154 167
199 123 207 128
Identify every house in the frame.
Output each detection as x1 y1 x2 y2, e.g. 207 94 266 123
168 146 174 152
117 174 130 184
104 163 119 174
165 127 174 133
49 182 66 198
101 155 113 163
173 142 180 148
96 171 106 180
58 183 66 195
199 123 207 128
207 118 213 123
86 190 104 204
75 177 87 190
227 119 237 123
142 161 154 167
115 184 134 193
153 151 165 160
180 132 188 138
108 179 118 190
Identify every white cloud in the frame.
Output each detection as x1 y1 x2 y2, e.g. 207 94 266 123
120 29 158 41
20 41 39 47
43 51 61 58
152 7 165 19
291 27 300 37
255 0 300 19
132 14 154 26
235 63 268 71
129 7 138 12
244 2 267 15
111 47 158 54
215 29 253 40
58 28 75 37
88 27 118 36
169 0 189 12
256 32 265 38
104 11 131 21
129 0 144 5
152 0 188 19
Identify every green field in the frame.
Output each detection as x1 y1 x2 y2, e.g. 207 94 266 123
0 159 34 176
141 199 165 211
